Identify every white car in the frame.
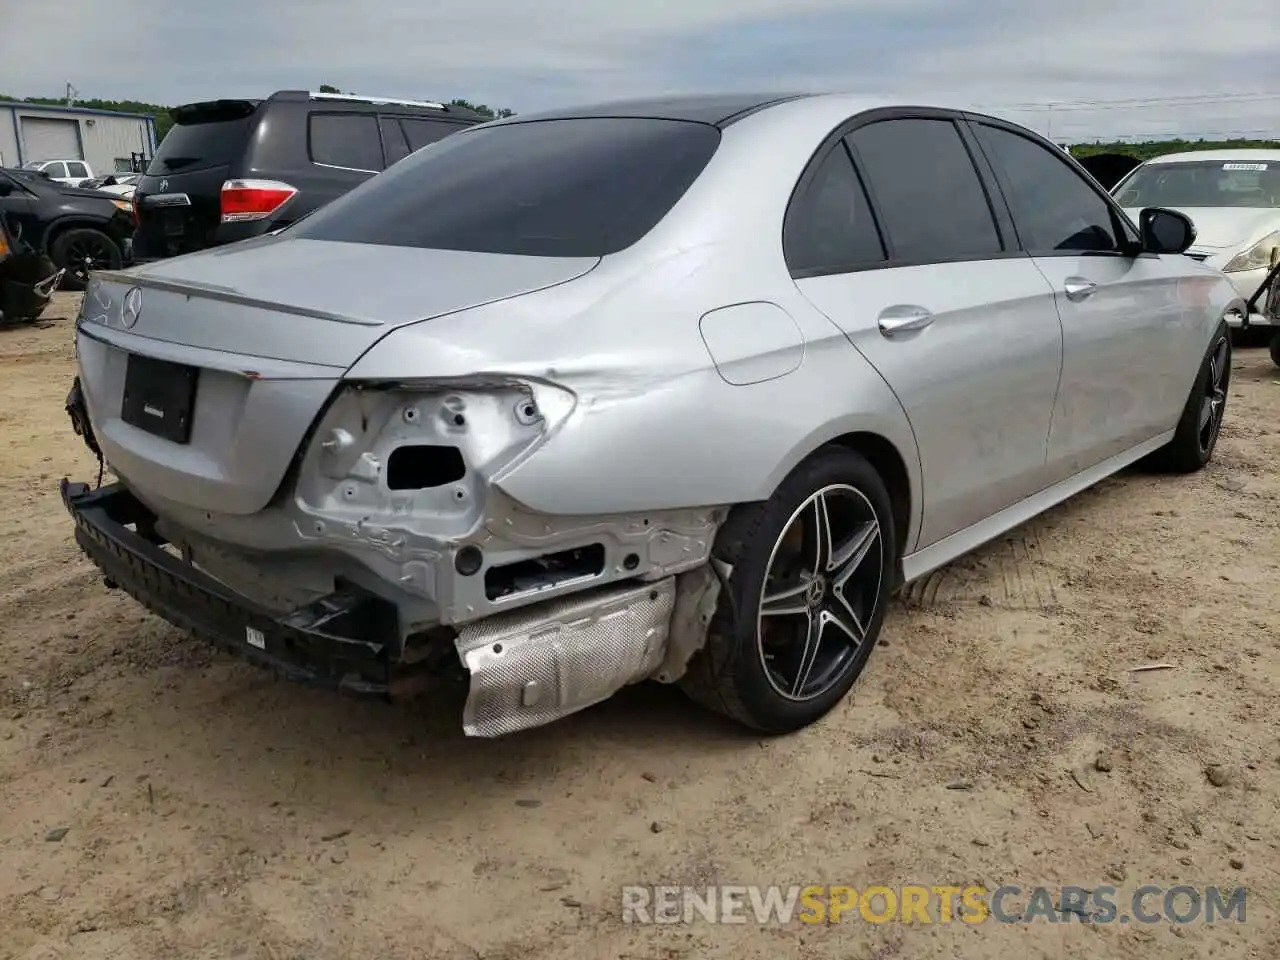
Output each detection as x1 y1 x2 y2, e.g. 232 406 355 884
1112 149 1280 326
19 158 96 188
95 174 139 199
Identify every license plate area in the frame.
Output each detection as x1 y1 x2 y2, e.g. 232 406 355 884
121 354 199 444
161 210 188 237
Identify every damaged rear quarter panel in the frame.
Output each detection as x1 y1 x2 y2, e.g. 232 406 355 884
342 247 921 524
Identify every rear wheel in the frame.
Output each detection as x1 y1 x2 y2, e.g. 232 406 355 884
1270 332 1280 368
50 228 122 292
680 447 896 734
1146 322 1230 473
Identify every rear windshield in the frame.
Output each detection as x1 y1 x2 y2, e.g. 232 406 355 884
1114 160 1280 209
147 100 261 176
292 117 722 257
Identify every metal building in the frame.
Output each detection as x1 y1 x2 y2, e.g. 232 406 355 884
0 101 157 174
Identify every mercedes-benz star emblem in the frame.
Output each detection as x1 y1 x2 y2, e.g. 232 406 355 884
120 286 144 328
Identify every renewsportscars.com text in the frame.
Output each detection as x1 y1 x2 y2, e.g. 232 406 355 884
621 884 1248 925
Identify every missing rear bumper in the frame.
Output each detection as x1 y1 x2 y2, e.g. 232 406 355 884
59 480 718 736
60 480 402 698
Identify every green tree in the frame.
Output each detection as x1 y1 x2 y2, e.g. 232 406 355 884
449 98 516 119
317 83 342 93
1070 137 1280 161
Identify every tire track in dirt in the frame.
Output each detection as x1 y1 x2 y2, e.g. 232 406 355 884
902 522 1061 611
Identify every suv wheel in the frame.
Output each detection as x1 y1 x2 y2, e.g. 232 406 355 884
51 228 122 292
680 447 896 733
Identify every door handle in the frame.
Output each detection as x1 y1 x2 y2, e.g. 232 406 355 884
877 305 934 337
1063 277 1097 301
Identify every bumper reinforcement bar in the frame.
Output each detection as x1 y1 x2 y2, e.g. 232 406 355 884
60 479 408 699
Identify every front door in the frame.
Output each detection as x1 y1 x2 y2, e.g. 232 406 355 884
967 119 1199 477
787 115 1064 551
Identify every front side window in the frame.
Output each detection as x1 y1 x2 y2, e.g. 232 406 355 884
308 113 383 172
294 117 722 258
973 123 1122 253
784 141 886 275
43 161 69 179
1114 160 1280 210
66 161 89 178
847 118 1003 263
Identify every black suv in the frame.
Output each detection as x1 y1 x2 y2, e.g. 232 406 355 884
132 90 486 260
0 168 136 290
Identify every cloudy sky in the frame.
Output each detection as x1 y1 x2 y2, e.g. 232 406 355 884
2 0 1277 141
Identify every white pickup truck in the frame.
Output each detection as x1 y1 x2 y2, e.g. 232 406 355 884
18 158 96 188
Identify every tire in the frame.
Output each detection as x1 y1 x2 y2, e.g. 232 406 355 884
1146 322 1230 473
49 227 122 292
1270 333 1280 369
680 446 896 734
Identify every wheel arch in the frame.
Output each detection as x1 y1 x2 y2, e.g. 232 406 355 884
43 217 120 256
760 419 921 571
825 431 913 567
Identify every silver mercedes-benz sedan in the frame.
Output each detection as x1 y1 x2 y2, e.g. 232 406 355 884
61 93 1245 738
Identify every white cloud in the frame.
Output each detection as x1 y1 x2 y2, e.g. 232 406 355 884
1 0 1275 140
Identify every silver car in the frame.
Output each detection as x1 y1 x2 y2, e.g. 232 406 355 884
61 94 1245 738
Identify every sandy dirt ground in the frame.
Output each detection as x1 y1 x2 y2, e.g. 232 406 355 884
1 292 1277 960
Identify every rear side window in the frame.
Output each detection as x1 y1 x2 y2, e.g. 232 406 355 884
44 161 69 178
848 118 1003 263
972 123 1122 253
400 119 463 152
309 113 383 171
379 118 412 166
784 142 886 275
148 100 260 175
293 117 721 258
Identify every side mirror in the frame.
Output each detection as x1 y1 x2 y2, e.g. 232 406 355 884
1140 207 1196 255
0 180 11 197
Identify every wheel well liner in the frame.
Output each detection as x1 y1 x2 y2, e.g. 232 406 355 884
825 431 911 560
44 218 119 256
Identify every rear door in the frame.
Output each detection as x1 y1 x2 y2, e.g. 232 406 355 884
397 117 472 153
791 113 1064 550
133 99 263 255
966 119 1195 476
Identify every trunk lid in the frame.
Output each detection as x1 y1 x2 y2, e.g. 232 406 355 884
79 237 597 514
114 235 599 366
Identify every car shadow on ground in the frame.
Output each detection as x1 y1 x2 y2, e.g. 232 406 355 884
89 643 760 830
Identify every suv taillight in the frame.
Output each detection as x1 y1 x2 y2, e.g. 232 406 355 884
220 179 297 224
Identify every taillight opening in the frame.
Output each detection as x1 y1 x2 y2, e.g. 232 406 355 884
220 179 297 224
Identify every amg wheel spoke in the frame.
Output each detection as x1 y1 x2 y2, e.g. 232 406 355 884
1199 398 1213 432
790 612 824 697
1212 339 1229 388
761 579 812 618
829 593 867 646
810 492 833 573
831 520 880 590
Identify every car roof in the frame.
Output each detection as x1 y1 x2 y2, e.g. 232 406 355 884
492 93 817 127
488 92 1039 132
1142 148 1280 164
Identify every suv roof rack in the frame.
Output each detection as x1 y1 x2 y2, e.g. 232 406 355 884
306 91 447 110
